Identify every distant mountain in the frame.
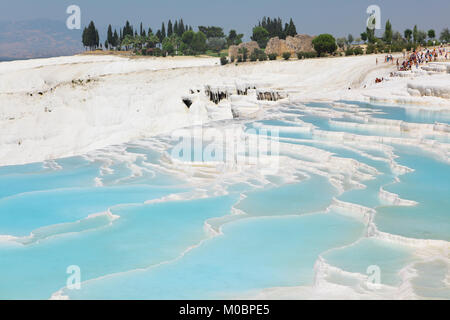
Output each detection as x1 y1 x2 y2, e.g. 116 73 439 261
0 19 84 60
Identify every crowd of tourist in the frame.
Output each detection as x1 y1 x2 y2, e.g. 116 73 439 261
397 45 449 71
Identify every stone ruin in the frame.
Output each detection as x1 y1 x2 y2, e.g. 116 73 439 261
265 34 315 56
204 85 233 104
256 89 288 101
186 83 289 108
228 41 260 59
236 83 257 96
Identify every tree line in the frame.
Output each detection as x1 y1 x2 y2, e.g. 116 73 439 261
356 21 449 53
82 17 449 57
82 18 246 56
250 17 298 48
81 17 300 56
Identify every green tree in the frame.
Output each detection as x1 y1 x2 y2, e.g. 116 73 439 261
207 38 226 53
174 20 179 37
167 20 173 37
312 34 337 56
133 35 146 51
82 21 100 50
282 52 291 60
416 30 427 45
347 34 354 45
360 32 368 43
156 30 162 43
122 21 133 40
162 38 175 56
227 30 243 46
178 19 185 36
121 34 133 51
107 25 113 48
336 37 346 49
366 27 375 44
238 47 248 61
440 28 450 43
404 29 412 42
251 26 270 48
285 18 297 37
113 30 119 47
258 17 286 39
198 26 225 39
383 20 393 44
428 29 435 39
146 34 159 48
413 25 418 43
192 31 207 53
392 31 403 43
220 54 228 65
182 30 195 46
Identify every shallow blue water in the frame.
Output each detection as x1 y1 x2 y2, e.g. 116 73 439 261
0 157 101 199
323 238 414 286
236 175 337 217
0 195 238 299
340 100 450 125
375 146 450 241
64 212 364 299
0 185 182 237
0 101 448 300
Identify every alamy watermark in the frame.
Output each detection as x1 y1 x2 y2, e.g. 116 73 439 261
366 265 381 289
66 5 81 30
66 265 81 290
366 5 381 30
170 127 280 175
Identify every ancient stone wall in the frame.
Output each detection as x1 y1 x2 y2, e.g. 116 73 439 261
265 37 289 56
265 34 315 56
228 41 260 58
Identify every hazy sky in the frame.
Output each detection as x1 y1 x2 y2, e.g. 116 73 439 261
1 0 449 39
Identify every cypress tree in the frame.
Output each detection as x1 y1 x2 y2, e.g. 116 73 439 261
82 21 99 50
174 20 179 37
123 21 133 38
413 25 418 43
156 30 162 42
107 25 113 47
94 27 99 49
82 27 88 49
113 30 119 47
383 20 393 44
284 23 289 38
256 17 293 39
179 19 185 36
366 27 375 44
287 18 297 37
167 20 173 37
